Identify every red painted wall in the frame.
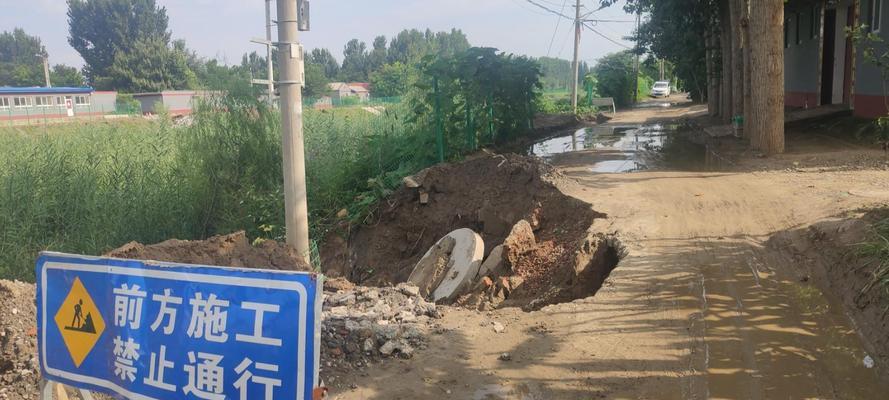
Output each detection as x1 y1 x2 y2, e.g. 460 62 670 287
853 94 889 118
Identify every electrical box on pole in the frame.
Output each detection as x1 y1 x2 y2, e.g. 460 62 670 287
297 0 310 31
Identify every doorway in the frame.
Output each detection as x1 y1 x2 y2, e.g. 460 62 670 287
821 9 837 105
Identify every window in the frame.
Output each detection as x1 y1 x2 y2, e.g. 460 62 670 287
56 96 63 106
35 96 53 107
811 6 819 39
871 0 883 32
13 97 31 108
74 95 90 106
0 98 9 109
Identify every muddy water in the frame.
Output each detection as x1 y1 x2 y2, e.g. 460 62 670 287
530 124 706 172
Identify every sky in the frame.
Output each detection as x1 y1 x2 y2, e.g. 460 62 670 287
0 0 635 69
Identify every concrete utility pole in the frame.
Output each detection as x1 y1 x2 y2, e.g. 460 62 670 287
633 10 640 103
265 0 275 103
41 55 51 88
571 0 581 114
276 0 311 264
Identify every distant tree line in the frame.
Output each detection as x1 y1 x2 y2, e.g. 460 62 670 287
1 0 580 101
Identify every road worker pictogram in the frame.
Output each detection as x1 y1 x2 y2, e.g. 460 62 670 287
53 277 105 367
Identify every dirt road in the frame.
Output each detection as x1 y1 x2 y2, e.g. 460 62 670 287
334 99 889 399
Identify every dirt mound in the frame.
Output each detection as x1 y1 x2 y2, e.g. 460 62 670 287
106 231 310 271
0 280 40 400
321 152 618 309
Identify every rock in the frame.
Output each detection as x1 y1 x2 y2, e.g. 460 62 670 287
503 220 536 268
477 245 507 279
498 352 512 361
492 321 505 333
336 208 349 219
363 338 375 352
379 340 398 356
329 306 349 317
397 283 420 297
403 175 421 188
419 191 430 205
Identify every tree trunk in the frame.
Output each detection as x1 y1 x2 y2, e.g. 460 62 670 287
742 0 752 138
730 0 745 122
720 0 733 122
748 0 785 154
707 32 720 116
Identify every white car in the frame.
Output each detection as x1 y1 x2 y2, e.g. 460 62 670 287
650 81 671 98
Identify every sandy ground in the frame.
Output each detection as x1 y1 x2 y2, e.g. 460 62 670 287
331 97 889 399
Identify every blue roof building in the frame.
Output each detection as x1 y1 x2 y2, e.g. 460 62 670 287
0 86 118 125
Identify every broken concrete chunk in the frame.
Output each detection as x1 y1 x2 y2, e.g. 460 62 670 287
430 229 485 303
403 176 421 188
407 236 457 298
503 220 536 268
408 229 485 303
477 244 506 280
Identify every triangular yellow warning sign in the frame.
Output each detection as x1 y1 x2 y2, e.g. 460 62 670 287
53 277 105 367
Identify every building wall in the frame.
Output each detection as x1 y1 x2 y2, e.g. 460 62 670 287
785 3 823 108
0 90 117 122
854 0 889 117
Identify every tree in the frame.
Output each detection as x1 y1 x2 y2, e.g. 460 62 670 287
50 65 85 87
748 0 784 154
341 39 368 81
303 62 329 98
309 48 339 79
370 62 414 97
593 51 640 107
106 35 196 92
67 0 172 87
0 28 46 86
368 36 388 73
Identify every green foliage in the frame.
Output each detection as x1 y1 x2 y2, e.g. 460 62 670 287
341 39 369 82
106 35 197 92
538 57 590 91
594 51 640 106
309 48 340 79
370 62 415 97
303 62 330 98
0 28 47 86
857 215 889 298
849 25 889 140
50 64 85 87
622 0 715 101
414 47 542 154
115 93 141 115
67 0 173 87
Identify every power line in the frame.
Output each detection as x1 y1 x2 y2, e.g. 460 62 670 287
546 0 570 57
524 0 574 20
582 21 633 50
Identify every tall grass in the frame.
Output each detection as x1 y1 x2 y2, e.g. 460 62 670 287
858 217 889 296
0 96 434 281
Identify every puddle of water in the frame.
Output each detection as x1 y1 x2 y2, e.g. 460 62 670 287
472 383 540 400
530 124 708 173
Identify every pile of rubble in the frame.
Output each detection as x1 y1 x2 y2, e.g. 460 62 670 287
0 280 40 400
320 283 442 385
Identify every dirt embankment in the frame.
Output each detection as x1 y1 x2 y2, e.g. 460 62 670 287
106 231 310 271
767 209 889 372
321 152 621 310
